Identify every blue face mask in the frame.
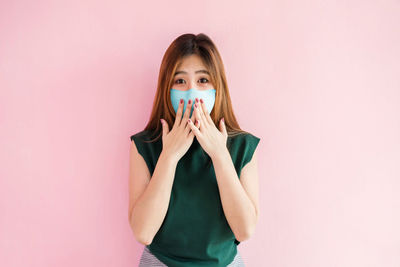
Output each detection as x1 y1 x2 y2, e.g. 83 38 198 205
170 88 216 118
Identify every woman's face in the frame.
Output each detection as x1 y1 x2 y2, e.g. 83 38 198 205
172 54 214 91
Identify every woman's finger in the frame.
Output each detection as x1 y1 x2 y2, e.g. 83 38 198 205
173 98 184 128
187 107 199 133
194 102 206 130
195 101 207 127
188 118 201 136
200 98 214 125
181 99 193 128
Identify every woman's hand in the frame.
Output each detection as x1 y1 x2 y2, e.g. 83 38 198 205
187 98 228 159
160 99 199 162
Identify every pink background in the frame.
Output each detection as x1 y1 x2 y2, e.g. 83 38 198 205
1 0 400 266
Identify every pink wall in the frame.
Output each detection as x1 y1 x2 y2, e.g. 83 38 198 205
1 0 399 266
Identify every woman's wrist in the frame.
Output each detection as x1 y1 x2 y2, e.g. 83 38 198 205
210 147 231 163
160 150 179 165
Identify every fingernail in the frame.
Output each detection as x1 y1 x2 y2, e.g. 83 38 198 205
222 117 224 123
200 98 204 103
194 103 197 108
160 119 163 124
188 119 192 123
188 99 192 104
195 98 199 103
180 99 183 104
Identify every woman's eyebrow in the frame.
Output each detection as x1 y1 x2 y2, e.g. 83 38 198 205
174 69 210 76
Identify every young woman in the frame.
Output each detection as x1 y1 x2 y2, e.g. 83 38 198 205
129 33 260 267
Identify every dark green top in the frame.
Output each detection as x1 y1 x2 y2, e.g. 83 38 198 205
130 129 260 267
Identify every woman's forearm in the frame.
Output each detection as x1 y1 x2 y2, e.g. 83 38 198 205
130 151 178 245
211 149 258 242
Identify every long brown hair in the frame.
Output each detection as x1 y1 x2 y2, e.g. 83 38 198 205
143 33 248 142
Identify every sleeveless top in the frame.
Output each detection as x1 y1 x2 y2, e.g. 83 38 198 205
130 129 260 267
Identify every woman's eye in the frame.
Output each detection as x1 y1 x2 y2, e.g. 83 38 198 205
175 79 185 84
199 78 209 83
